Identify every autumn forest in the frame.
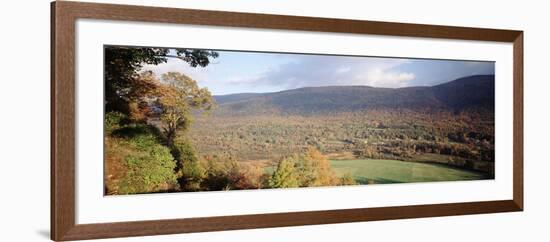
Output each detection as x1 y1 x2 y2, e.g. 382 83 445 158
104 46 495 195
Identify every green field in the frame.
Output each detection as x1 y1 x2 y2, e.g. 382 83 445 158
330 159 491 184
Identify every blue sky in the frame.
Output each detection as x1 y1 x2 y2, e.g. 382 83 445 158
144 49 494 95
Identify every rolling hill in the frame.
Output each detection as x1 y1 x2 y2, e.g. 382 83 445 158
212 75 494 115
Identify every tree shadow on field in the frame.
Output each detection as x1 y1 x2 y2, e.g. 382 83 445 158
111 123 166 143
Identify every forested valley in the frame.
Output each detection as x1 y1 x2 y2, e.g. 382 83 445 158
104 46 495 195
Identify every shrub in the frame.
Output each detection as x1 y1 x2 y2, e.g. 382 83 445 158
104 111 127 134
172 141 205 191
179 160 205 191
339 172 357 185
231 163 268 190
200 155 238 191
111 123 164 142
172 141 198 167
116 131 178 194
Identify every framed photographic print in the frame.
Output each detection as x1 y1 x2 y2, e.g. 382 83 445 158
51 1 523 241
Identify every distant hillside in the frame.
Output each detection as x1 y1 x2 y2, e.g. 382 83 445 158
432 75 495 110
213 75 494 115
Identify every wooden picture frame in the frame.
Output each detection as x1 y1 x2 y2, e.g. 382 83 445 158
51 1 523 241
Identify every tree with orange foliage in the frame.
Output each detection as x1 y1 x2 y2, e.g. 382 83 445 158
269 147 340 188
127 71 161 121
156 72 215 147
297 146 340 187
231 163 267 189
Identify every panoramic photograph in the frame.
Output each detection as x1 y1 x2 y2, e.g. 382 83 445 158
104 46 495 195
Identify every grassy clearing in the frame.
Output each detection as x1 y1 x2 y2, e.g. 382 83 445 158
329 159 491 185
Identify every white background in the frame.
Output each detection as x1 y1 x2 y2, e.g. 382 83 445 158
0 0 548 241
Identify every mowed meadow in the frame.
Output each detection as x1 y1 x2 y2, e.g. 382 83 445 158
103 46 495 195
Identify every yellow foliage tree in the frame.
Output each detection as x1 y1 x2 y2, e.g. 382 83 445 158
157 72 214 147
269 156 300 188
298 146 340 187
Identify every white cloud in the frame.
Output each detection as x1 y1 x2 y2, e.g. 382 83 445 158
362 69 416 88
244 55 415 89
143 53 418 91
346 58 415 87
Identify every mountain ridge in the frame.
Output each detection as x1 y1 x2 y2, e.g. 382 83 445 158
212 75 494 115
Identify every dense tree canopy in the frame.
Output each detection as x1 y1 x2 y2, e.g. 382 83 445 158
104 47 218 115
